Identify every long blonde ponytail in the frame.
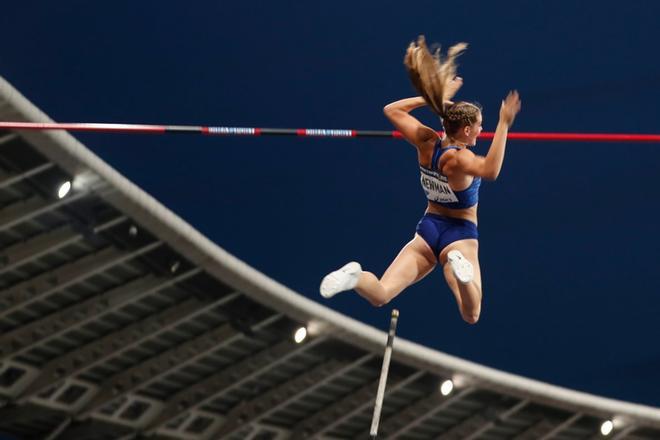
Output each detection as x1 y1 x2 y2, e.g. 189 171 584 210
404 36 480 136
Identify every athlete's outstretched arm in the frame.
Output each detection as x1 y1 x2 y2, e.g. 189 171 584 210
383 97 438 148
453 91 521 180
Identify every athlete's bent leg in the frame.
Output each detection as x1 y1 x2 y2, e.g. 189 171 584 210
320 235 436 306
356 235 436 306
440 239 482 324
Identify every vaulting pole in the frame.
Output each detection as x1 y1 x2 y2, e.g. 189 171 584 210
370 309 399 439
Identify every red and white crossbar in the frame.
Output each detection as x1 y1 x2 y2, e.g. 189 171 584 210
1 122 659 143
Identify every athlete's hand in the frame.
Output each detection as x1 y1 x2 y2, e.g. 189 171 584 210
499 90 521 127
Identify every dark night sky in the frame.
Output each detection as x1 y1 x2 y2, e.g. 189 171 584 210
1 1 660 407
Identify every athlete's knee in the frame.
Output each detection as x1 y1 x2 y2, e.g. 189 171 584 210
461 308 480 324
369 296 391 308
462 313 480 324
368 284 399 307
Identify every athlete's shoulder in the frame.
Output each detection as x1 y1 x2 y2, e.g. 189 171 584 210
440 146 471 160
416 125 440 150
454 147 477 162
441 147 477 176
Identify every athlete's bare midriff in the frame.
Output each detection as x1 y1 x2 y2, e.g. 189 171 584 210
426 201 478 224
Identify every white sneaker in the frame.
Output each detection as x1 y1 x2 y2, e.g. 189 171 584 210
320 262 362 298
447 250 474 284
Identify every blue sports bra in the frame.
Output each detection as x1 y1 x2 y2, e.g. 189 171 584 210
419 145 481 209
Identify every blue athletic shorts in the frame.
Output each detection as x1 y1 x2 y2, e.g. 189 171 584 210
415 213 478 258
